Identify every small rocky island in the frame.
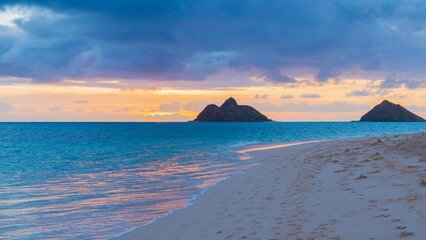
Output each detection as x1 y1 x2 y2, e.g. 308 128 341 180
192 97 272 122
360 100 425 122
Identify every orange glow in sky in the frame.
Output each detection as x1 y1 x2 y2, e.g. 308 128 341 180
0 78 424 122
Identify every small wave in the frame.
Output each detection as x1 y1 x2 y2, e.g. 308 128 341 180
226 141 261 150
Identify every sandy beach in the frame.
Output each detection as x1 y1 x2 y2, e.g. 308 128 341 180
117 132 426 240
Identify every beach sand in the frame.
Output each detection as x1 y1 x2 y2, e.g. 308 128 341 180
117 132 426 240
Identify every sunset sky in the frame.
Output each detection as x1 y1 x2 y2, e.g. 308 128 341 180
0 0 425 122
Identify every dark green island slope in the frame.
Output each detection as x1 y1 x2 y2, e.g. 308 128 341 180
192 97 272 122
360 100 425 122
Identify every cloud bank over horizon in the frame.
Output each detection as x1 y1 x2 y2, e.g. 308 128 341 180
0 0 425 88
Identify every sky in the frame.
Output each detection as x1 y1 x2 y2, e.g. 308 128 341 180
0 0 425 122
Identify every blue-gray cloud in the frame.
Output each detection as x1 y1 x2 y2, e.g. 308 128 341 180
0 77 30 85
0 0 426 86
346 90 371 97
251 101 370 112
389 94 407 99
406 105 426 112
254 94 268 99
300 94 321 99
158 101 211 112
380 76 426 89
159 102 181 112
346 89 391 97
48 106 61 112
0 101 14 113
280 95 293 99
74 100 89 104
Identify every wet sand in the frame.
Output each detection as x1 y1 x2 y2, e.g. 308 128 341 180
117 132 426 240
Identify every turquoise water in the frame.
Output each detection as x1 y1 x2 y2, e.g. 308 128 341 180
0 122 425 239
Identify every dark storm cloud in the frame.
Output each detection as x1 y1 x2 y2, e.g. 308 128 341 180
0 0 426 85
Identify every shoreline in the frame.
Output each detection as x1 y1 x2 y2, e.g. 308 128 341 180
111 139 340 239
109 140 322 240
106 174 237 240
115 132 425 240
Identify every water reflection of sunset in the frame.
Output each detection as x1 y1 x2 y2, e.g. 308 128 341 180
0 149 254 239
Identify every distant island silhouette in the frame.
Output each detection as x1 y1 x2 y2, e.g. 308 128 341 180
191 97 272 122
360 100 425 122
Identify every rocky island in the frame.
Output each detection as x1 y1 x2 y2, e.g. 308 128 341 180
192 97 272 122
360 100 425 122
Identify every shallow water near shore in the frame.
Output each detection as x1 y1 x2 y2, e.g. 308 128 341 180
0 122 425 239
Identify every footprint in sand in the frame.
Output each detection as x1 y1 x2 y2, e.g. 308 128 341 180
399 231 414 238
355 174 367 180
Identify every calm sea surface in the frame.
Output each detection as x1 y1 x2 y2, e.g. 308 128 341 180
0 122 425 239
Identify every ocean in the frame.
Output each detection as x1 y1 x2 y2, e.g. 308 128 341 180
0 122 425 239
